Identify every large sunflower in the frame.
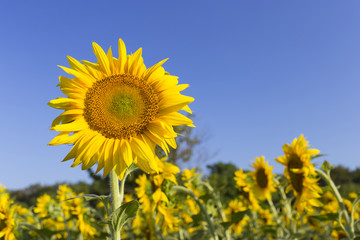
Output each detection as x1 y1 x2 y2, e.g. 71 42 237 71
49 39 194 179
275 134 322 212
250 156 276 200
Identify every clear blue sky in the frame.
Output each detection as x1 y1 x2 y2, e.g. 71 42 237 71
1 1 360 189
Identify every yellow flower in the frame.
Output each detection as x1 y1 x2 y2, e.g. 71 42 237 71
234 169 259 210
33 194 55 218
348 192 358 199
250 156 276 200
182 168 196 182
225 199 249 235
135 174 152 213
322 191 339 214
343 198 359 220
331 229 348 240
151 158 180 186
0 191 16 240
56 184 76 219
155 203 179 236
257 207 274 225
123 193 133 204
275 134 322 212
49 38 194 179
181 168 203 197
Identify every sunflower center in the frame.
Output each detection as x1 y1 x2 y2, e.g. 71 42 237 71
256 168 268 188
287 154 304 194
84 74 159 139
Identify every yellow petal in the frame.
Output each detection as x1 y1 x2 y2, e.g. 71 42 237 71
67 56 88 74
103 138 115 177
93 42 111 75
58 65 96 85
48 131 82 145
144 59 168 81
51 118 88 132
82 60 103 80
48 97 84 110
158 95 194 116
159 112 194 127
120 140 133 167
118 38 127 74
131 136 155 163
107 47 115 74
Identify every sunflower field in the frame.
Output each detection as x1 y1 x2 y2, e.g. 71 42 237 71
1 39 360 240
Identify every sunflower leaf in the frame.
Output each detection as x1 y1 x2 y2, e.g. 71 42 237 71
104 200 139 232
221 210 248 230
310 213 338 221
64 194 108 202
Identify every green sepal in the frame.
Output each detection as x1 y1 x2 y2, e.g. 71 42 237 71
321 160 334 174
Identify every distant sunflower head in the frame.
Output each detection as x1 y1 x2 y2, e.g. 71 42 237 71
275 135 322 212
250 156 276 200
234 169 260 210
49 39 194 179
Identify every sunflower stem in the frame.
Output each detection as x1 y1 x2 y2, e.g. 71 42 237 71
110 169 121 240
201 182 231 240
267 198 284 238
172 185 219 240
274 178 295 237
315 168 355 238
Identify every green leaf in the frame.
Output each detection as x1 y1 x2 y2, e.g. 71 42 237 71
191 213 203 224
261 225 277 235
310 213 338 221
104 200 139 232
220 210 248 230
20 223 61 239
231 210 248 223
220 221 232 230
63 194 108 202
311 154 326 160
321 160 334 173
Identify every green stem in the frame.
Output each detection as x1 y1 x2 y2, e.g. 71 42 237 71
201 182 231 240
315 168 355 239
173 186 219 240
267 198 284 238
351 197 360 236
110 169 121 240
274 178 295 236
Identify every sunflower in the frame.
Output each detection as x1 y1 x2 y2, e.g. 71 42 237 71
250 156 276 200
135 174 152 213
0 189 16 240
49 39 194 179
33 194 56 218
224 199 249 235
275 134 322 212
234 169 259 210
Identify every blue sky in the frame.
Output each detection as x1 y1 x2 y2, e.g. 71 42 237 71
1 1 360 189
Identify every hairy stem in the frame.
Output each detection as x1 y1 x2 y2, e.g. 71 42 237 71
110 169 121 240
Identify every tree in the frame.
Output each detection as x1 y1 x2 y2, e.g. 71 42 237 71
206 162 240 204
